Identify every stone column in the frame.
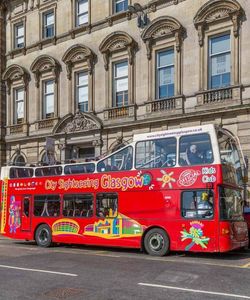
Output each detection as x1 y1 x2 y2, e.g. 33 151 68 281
0 2 6 166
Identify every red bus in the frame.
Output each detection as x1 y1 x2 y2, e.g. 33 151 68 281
0 125 248 256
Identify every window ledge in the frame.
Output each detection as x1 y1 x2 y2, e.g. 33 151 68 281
145 95 184 114
7 123 28 135
38 36 57 49
35 118 58 130
106 11 132 26
196 85 242 108
104 104 136 121
9 47 27 58
70 24 91 38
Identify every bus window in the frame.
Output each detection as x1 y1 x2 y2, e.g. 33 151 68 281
63 194 93 217
9 167 34 178
35 166 62 177
34 195 60 217
219 187 244 221
135 137 176 169
218 132 242 184
181 190 213 219
23 198 30 217
64 163 95 175
97 147 133 172
96 193 118 218
179 133 213 166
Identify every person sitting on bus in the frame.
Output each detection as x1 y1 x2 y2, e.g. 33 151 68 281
197 192 213 218
86 205 93 217
186 144 203 165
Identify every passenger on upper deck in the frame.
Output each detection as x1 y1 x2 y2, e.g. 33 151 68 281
186 144 203 165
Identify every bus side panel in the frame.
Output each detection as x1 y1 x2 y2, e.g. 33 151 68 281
119 190 218 253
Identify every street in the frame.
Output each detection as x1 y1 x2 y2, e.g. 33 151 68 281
0 237 250 300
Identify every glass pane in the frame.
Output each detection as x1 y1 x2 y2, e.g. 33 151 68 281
78 72 88 85
96 194 118 218
78 86 88 102
116 78 128 92
222 73 230 86
168 84 174 97
78 0 88 13
78 101 88 112
115 61 128 77
220 187 244 221
46 94 54 113
46 26 54 37
17 37 24 45
211 53 230 76
45 13 54 25
211 34 230 55
158 49 174 67
17 25 24 37
159 86 167 98
78 13 88 25
179 133 213 166
17 101 24 118
182 190 214 219
211 75 221 89
16 89 24 101
136 138 176 169
159 66 174 85
97 147 133 172
45 81 54 93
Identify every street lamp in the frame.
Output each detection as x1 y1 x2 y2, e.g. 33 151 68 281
128 3 148 28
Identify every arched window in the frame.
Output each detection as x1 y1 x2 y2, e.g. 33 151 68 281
99 31 137 120
62 44 96 113
14 154 26 166
3 65 30 128
194 0 244 105
141 16 185 114
30 55 61 125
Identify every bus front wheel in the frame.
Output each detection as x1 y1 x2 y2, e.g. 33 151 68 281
144 228 169 256
35 224 52 247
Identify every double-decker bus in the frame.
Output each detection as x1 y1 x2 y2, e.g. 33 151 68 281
0 124 248 256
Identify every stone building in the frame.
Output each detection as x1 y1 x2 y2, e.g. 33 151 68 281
1 0 250 168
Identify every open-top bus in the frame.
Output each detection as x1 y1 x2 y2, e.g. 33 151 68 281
0 124 248 256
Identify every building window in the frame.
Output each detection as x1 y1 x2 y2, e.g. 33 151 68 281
14 23 24 49
114 0 128 13
43 11 55 38
209 34 231 89
14 154 26 166
14 88 24 124
76 0 88 26
113 61 128 107
43 80 54 119
76 72 88 112
156 48 174 99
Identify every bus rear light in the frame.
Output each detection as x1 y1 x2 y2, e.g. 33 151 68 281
222 228 230 235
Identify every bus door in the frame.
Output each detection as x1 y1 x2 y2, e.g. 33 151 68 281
179 189 217 252
21 196 32 231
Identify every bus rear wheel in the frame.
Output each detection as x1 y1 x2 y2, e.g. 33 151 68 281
144 228 169 256
35 224 52 247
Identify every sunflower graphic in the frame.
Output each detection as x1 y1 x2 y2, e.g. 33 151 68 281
156 170 176 188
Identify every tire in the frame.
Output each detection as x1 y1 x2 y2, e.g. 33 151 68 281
35 224 52 247
144 228 169 256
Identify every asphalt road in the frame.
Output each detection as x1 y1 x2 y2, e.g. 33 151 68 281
0 237 250 300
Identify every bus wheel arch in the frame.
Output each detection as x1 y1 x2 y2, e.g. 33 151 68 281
142 226 170 256
34 223 52 247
